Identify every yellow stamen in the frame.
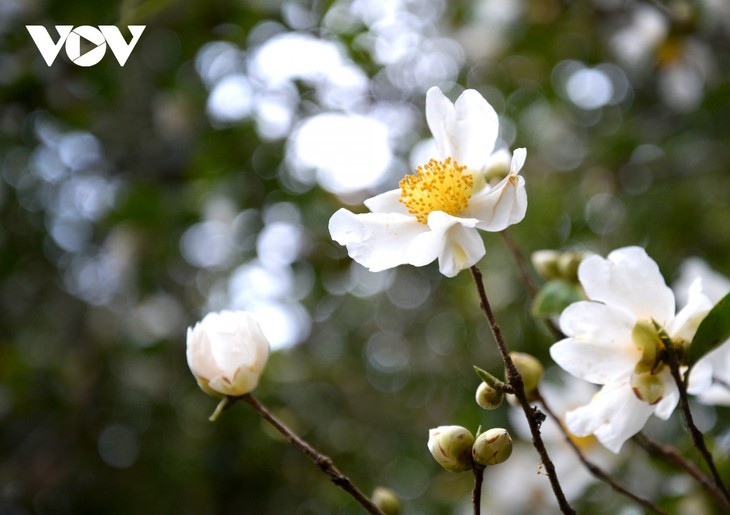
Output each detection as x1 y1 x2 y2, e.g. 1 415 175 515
399 157 473 224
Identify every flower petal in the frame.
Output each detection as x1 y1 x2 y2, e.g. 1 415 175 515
407 212 485 277
578 246 675 324
666 277 713 341
566 380 654 453
426 87 499 171
329 208 427 272
363 188 409 215
551 301 639 383
653 369 680 419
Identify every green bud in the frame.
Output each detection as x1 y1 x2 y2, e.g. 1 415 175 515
531 250 561 280
427 426 475 472
557 252 584 281
630 370 665 405
371 487 401 515
632 320 662 373
472 428 513 466
476 382 504 410
509 352 544 394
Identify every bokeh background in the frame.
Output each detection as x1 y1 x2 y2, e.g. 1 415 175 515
2 0 730 513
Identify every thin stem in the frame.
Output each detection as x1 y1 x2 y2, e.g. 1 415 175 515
635 432 730 510
470 265 575 515
536 391 667 515
664 345 730 502
472 463 485 515
241 394 385 515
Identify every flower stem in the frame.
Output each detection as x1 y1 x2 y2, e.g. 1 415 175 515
470 265 575 515
472 463 485 515
665 343 730 502
635 432 730 510
240 394 385 515
536 391 667 515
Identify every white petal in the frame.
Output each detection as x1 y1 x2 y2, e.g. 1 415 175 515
363 188 408 215
466 174 527 231
653 369 680 419
666 277 712 341
510 147 527 175
407 212 485 277
425 87 499 171
566 380 654 453
329 208 427 272
551 301 639 383
688 339 730 396
578 246 675 324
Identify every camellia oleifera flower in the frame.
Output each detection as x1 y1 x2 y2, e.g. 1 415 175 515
186 310 270 397
329 86 527 277
549 246 714 453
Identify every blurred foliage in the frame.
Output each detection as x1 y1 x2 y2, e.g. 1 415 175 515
1 0 730 513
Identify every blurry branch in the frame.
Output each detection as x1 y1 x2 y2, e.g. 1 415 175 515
635 432 730 510
535 391 667 515
664 343 730 503
469 265 575 515
222 395 385 515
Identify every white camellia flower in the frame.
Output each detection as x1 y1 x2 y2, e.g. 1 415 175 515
329 86 527 277
186 310 270 397
550 246 714 453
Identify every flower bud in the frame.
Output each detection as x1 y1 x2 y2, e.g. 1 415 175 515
509 352 543 394
632 320 662 374
531 250 561 280
631 370 665 405
186 310 270 397
476 382 504 410
371 487 401 515
427 426 474 472
557 252 583 281
472 428 513 466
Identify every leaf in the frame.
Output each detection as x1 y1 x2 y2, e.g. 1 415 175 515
531 279 584 318
688 291 730 368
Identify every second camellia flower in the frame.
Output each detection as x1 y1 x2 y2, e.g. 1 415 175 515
329 86 527 277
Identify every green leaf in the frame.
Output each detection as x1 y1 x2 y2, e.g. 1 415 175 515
688 292 730 368
531 279 584 318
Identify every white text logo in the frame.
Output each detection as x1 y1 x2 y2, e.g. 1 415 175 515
26 25 146 67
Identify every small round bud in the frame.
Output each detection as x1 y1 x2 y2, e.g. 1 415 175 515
472 428 513 466
531 250 561 280
371 487 401 515
427 426 475 473
509 352 544 394
476 382 504 410
557 252 583 281
631 370 665 405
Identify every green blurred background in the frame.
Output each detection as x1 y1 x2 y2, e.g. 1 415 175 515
1 0 730 513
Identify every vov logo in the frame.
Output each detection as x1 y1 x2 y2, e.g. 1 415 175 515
26 25 146 67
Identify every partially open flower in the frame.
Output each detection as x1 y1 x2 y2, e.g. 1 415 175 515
186 310 270 397
427 425 475 472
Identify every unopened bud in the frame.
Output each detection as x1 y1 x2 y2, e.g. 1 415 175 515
472 428 513 466
509 352 544 394
531 250 561 280
427 426 474 472
371 487 401 515
476 382 504 410
631 370 665 405
557 252 583 281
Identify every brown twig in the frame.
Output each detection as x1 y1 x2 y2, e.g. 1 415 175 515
535 391 667 514
664 344 730 502
472 463 485 515
470 265 575 515
635 432 730 510
240 394 385 515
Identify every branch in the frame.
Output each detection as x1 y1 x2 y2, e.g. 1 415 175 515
472 463 485 515
470 265 575 515
239 394 386 515
634 432 730 510
535 391 666 514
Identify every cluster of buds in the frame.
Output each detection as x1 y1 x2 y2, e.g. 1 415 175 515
427 425 513 472
531 249 589 282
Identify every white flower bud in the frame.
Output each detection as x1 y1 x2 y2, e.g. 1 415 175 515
509 352 544 394
476 382 504 410
186 310 270 397
531 250 561 280
557 251 584 281
427 426 474 472
472 428 513 466
371 487 401 515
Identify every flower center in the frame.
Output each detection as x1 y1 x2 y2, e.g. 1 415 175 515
399 157 473 224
